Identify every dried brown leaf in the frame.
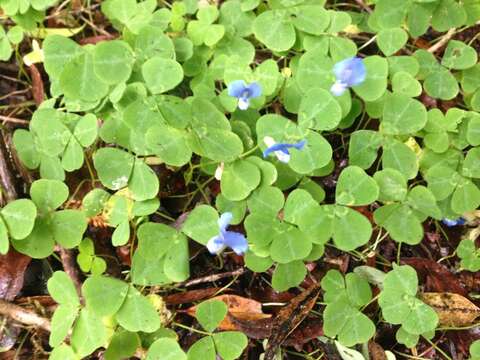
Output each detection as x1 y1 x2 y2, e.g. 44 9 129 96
0 250 31 301
185 294 272 331
264 283 321 360
421 292 480 326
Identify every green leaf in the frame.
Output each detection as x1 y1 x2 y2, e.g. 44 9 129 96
132 222 189 285
212 331 248 360
146 338 187 360
0 218 8 255
451 178 480 214
253 10 295 52
348 130 382 169
298 88 342 131
30 109 71 156
74 114 98 148
215 195 246 225
247 186 284 216
11 217 55 258
336 166 379 206
374 168 408 202
291 5 330 35
62 137 84 171
381 94 427 135
407 185 442 219
82 188 110 217
105 330 141 360
49 304 78 347
270 225 312 263
93 40 134 84
49 344 76 360
30 179 68 213
462 147 480 178
82 275 129 317
432 0 466 32
196 300 228 332
296 48 333 93
244 251 273 272
374 0 410 28
392 71 422 97
323 300 375 346
51 210 88 248
71 308 107 357
374 204 423 244
271 260 306 291
43 35 83 79
0 199 37 240
93 148 135 191
187 336 216 360
181 205 218 245
47 271 80 306
442 40 478 70
129 160 159 201
142 57 184 94
116 286 161 333
12 129 40 169
289 131 332 175
382 139 419 180
377 28 408 56
221 160 261 201
424 69 459 100
112 220 130 246
333 206 372 251
60 52 109 102
146 125 191 166
353 56 388 102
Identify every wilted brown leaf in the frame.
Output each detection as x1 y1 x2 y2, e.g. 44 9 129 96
186 294 272 331
369 341 387 360
264 283 321 360
165 288 225 305
0 250 31 301
421 292 480 326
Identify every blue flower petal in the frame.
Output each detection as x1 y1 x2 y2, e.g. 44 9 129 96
333 57 366 88
441 218 465 227
224 231 248 255
206 235 226 255
263 140 306 159
218 212 233 233
246 82 262 98
228 80 247 98
292 140 307 150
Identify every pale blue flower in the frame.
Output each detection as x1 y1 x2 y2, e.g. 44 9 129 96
206 212 248 255
330 57 366 96
262 136 307 163
442 218 466 227
228 80 262 110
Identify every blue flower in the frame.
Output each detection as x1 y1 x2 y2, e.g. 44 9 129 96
262 136 307 163
228 80 262 110
441 218 466 227
206 212 248 255
330 57 366 96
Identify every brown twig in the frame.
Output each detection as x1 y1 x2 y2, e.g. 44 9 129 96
58 247 83 297
177 268 246 287
0 299 51 332
428 28 456 53
0 115 29 125
354 0 372 13
0 135 18 205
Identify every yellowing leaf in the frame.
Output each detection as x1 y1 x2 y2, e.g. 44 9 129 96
29 26 85 39
421 292 480 326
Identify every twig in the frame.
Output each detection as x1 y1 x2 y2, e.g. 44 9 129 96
58 247 83 297
428 28 456 53
0 134 18 204
0 299 51 332
354 0 372 13
0 115 29 125
177 268 246 287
